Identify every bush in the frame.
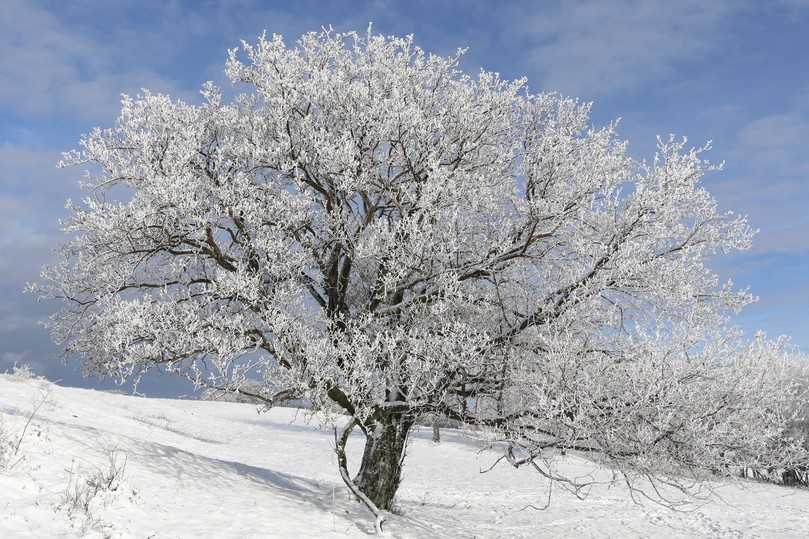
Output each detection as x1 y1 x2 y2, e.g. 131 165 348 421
60 450 127 516
9 363 37 380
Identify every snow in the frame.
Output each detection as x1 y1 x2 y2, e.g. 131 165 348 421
1 374 808 538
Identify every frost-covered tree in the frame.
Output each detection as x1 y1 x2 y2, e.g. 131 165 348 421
34 28 807 517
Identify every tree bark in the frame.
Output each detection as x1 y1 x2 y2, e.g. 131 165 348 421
354 414 412 511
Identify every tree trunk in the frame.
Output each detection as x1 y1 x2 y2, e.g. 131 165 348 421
354 415 412 511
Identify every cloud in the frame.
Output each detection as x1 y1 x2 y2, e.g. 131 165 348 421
737 110 809 177
780 0 809 10
0 144 79 378
710 92 809 254
507 0 737 97
0 1 423 126
0 0 188 124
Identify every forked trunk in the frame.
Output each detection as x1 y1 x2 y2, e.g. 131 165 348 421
354 415 412 511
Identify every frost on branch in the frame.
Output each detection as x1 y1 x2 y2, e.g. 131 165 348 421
33 27 808 508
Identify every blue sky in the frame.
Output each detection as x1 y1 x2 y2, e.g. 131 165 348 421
1 0 808 396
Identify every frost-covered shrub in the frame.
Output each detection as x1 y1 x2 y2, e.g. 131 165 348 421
60 451 127 516
9 363 37 380
776 372 809 486
732 365 809 487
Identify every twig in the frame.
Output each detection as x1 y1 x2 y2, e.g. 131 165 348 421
14 390 49 456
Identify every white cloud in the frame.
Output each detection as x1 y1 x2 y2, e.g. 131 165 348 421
710 93 809 254
508 0 737 97
737 112 809 177
0 144 79 292
0 0 188 123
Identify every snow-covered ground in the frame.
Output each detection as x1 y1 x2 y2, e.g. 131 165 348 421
1 373 808 538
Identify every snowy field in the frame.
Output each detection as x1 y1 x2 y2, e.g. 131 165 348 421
1 373 808 538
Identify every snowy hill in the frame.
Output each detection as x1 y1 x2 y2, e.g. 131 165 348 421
1 373 808 538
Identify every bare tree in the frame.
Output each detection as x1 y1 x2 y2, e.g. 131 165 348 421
33 27 807 514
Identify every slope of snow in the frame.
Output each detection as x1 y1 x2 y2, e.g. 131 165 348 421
1 374 808 538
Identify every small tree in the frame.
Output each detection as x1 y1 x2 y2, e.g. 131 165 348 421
35 28 807 515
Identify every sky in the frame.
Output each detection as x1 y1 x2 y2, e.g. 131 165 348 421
1 0 808 396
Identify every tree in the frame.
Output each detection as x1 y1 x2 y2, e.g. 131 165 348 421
34 28 807 518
